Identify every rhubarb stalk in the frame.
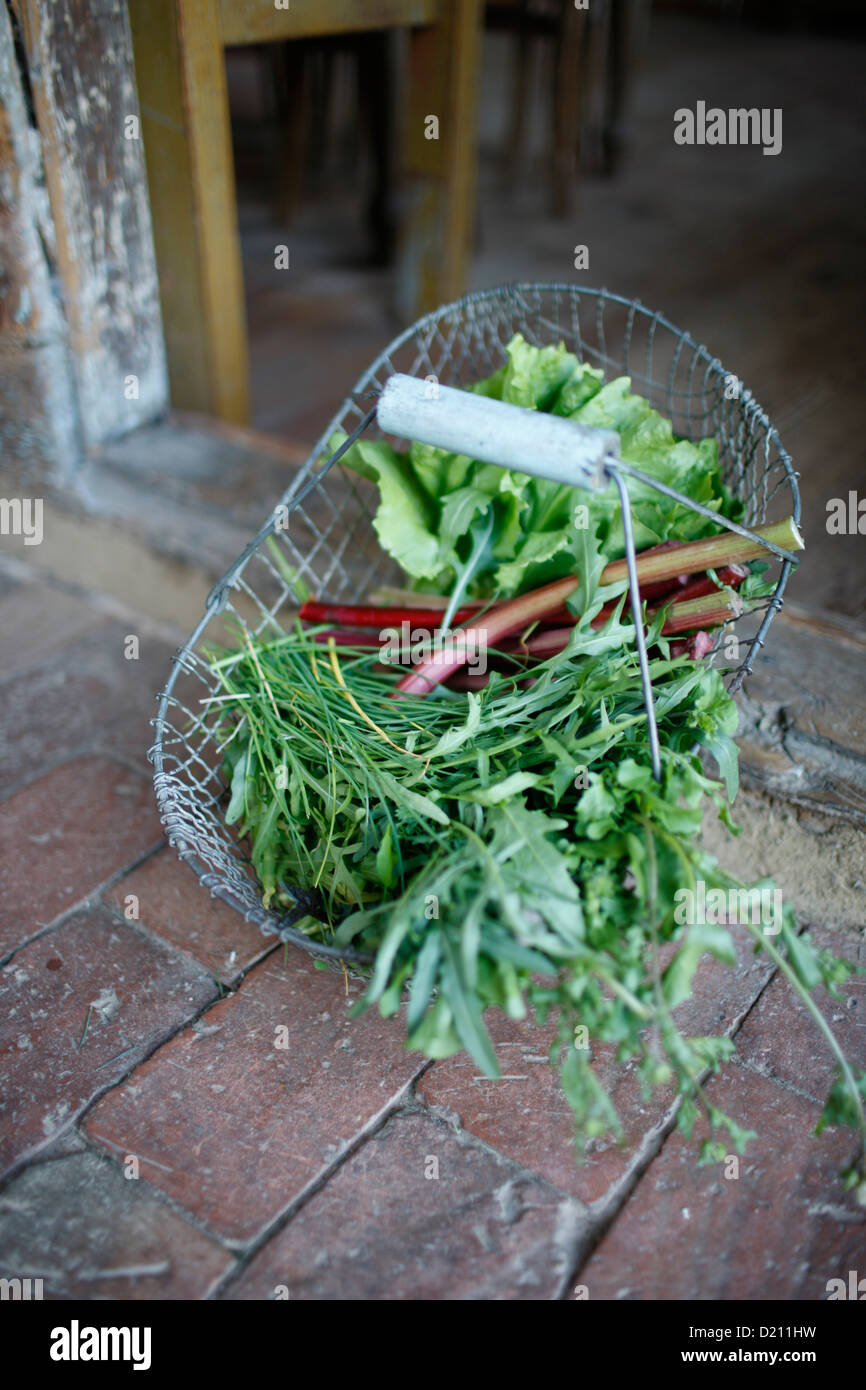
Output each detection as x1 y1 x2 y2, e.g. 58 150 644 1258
394 582 747 696
327 520 800 631
300 601 484 628
392 575 586 696
601 516 802 588
305 565 743 635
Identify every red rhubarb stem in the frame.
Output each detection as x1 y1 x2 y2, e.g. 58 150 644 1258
391 575 584 696
300 601 483 628
510 590 745 661
311 522 798 633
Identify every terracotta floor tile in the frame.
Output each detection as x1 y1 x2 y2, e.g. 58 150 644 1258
578 1066 865 1300
0 905 217 1178
0 585 108 681
223 1110 585 1300
0 757 163 956
419 923 776 1203
103 848 276 986
84 950 427 1243
0 621 178 795
0 1151 233 1299
734 924 866 1103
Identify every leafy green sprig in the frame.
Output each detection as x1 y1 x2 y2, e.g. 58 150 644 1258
207 611 866 1195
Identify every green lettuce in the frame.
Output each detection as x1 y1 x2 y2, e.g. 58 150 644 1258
334 334 742 597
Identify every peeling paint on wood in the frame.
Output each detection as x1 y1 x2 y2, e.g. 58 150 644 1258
0 0 82 481
12 0 168 450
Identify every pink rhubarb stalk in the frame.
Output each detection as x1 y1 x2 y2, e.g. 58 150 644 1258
392 574 585 696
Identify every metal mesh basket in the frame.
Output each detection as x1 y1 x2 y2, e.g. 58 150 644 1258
149 284 800 953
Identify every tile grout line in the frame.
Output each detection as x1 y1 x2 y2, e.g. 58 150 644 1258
17 1049 435 1278
1 906 304 1196
207 1068 434 1295
729 1051 858 1111
209 1092 596 1300
0 963 235 1193
7 855 849 1297
0 1133 242 1291
76 953 794 1298
95 892 281 995
0 835 169 970
71 1125 248 1266
406 1087 597 1222
552 953 786 1299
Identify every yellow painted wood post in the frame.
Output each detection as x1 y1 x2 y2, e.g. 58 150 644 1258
128 0 249 422
219 0 439 45
398 0 483 319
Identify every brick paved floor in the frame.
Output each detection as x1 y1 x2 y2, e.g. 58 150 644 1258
1 562 864 1301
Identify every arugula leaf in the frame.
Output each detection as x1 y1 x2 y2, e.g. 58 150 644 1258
407 930 442 1032
663 923 737 1008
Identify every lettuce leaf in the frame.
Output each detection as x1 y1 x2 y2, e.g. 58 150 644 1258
334 335 741 597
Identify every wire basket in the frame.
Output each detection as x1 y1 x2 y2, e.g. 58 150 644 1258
149 284 801 955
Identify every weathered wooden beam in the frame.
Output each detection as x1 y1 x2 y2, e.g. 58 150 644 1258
12 0 168 450
219 0 439 47
0 1 82 480
396 0 483 318
736 606 866 827
128 0 249 423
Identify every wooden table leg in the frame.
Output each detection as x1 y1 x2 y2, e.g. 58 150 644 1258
129 0 249 423
397 0 483 319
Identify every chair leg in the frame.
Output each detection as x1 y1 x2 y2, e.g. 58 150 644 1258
500 0 532 184
602 0 650 174
577 0 612 177
356 31 397 266
551 1 587 217
271 40 310 228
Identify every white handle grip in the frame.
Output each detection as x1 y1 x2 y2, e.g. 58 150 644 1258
376 373 618 491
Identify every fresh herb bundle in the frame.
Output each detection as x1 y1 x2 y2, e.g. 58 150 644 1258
206 340 866 1195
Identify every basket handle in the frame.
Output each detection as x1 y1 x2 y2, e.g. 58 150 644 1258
377 373 618 492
